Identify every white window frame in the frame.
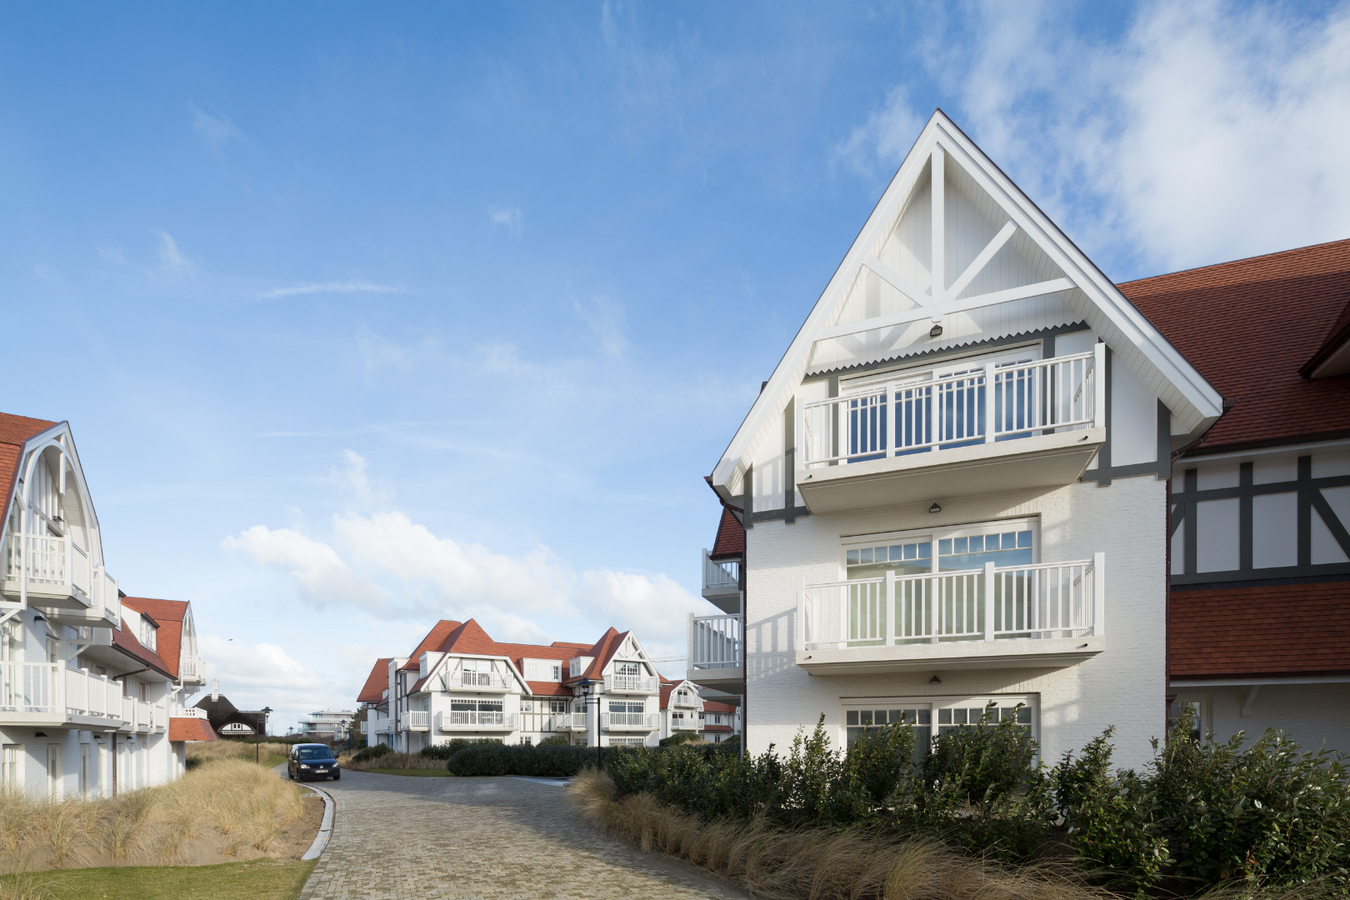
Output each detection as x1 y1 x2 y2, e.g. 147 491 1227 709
840 516 1040 579
839 345 1042 395
840 694 1039 754
2 743 21 788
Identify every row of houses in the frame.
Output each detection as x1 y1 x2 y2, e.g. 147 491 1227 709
684 110 1350 769
357 619 740 750
1 413 216 798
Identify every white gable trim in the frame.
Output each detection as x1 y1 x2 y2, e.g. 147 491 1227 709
710 111 1221 498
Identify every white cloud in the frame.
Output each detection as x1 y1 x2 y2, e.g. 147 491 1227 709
191 104 243 151
152 229 197 278
258 280 410 300
330 450 388 508
488 205 523 236
833 85 925 179
574 295 628 360
197 635 332 734
221 525 389 610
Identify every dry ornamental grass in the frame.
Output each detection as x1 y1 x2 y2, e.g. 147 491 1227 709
340 751 444 771
0 758 303 876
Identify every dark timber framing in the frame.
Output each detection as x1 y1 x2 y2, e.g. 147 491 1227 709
1170 455 1350 585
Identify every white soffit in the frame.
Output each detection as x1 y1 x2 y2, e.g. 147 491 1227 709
710 110 1223 499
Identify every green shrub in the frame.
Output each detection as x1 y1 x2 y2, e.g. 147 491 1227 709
446 741 599 777
658 731 702 746
538 735 569 747
350 743 392 764
421 738 498 761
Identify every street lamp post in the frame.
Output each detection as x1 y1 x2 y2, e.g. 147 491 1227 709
577 679 602 772
256 706 273 764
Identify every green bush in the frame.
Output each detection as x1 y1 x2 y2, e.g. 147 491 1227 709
421 738 499 761
658 731 702 747
350 743 392 764
446 741 599 777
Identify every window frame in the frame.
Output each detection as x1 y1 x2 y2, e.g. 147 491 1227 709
840 516 1040 580
840 694 1039 756
839 344 1042 396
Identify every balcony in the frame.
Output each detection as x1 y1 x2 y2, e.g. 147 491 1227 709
1 533 121 626
797 555 1105 674
552 712 587 732
687 613 743 692
360 720 371 735
701 550 740 613
406 711 430 731
601 712 658 731
120 697 159 734
671 716 700 731
796 348 1104 514
603 674 658 694
0 662 126 730
179 654 206 685
437 710 517 731
447 670 513 692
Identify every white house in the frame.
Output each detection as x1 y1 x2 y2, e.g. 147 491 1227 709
658 677 742 744
1120 240 1350 753
363 618 664 750
1 412 213 797
695 110 1225 771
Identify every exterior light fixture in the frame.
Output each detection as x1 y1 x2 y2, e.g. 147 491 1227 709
929 503 941 514
929 323 943 339
928 675 941 685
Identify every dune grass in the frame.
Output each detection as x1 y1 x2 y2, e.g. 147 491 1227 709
0 758 305 875
188 740 293 770
568 768 1339 900
339 751 444 771
0 859 315 900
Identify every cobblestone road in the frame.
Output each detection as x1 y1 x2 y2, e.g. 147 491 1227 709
297 772 749 900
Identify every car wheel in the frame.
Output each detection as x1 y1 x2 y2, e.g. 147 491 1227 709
332 772 340 781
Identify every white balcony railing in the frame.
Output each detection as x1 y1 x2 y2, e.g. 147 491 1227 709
671 717 700 731
604 673 658 694
179 653 204 682
451 670 512 691
800 555 1103 652
702 550 739 594
0 662 128 726
406 711 430 730
3 533 120 625
360 719 370 735
799 350 1101 469
64 666 123 719
690 614 742 669
602 712 658 730
552 712 587 731
437 710 516 730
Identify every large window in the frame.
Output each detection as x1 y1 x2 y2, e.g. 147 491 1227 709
843 695 1037 760
845 521 1036 579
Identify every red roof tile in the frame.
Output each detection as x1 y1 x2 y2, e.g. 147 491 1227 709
525 680 574 697
0 412 59 528
169 717 218 742
566 627 627 683
399 620 462 670
357 658 392 704
702 700 738 713
112 613 174 677
710 507 745 560
121 598 188 679
1122 239 1350 454
1170 582 1350 679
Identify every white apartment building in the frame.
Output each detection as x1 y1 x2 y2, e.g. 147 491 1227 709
1 413 213 797
361 619 663 750
696 111 1227 771
298 709 356 742
658 677 741 744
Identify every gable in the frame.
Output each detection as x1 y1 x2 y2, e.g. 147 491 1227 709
710 110 1222 499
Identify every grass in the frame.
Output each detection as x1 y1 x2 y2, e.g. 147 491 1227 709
340 751 444 771
568 768 1340 900
0 758 305 874
0 859 315 900
359 768 454 777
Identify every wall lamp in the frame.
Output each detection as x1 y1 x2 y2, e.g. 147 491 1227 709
929 503 941 514
929 323 944 339
928 675 941 685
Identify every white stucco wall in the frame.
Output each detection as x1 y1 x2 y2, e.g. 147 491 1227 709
1174 683 1350 756
743 474 1168 771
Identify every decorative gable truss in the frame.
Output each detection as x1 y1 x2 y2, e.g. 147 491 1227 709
710 110 1223 504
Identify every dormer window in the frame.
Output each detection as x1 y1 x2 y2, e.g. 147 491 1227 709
523 659 562 682
616 661 640 677
137 616 157 653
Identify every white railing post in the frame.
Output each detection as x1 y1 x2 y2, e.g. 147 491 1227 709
1092 551 1106 636
983 362 997 442
983 562 996 641
885 381 897 458
796 394 806 469
796 578 806 652
1093 342 1107 429
884 571 896 644
931 369 942 450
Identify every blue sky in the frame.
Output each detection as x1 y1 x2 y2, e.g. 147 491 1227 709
3 2 1348 732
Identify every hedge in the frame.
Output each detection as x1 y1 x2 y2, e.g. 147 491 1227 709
447 742 600 777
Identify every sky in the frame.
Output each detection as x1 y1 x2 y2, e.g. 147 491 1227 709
3 1 1349 733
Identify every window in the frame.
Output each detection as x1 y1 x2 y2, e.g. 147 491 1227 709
521 736 533 746
524 660 563 682
845 521 1035 579
46 744 61 798
550 700 567 714
1168 700 1204 742
843 696 1036 761
607 737 644 747
80 745 90 798
2 744 20 787
609 701 643 714
451 699 503 713
2 621 21 662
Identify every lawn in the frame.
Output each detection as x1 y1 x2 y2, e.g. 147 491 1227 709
3 859 315 900
361 768 454 777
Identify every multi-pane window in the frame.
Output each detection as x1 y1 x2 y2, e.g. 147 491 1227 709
609 701 643 714
843 697 1036 760
2 744 19 787
451 699 503 713
846 524 1034 579
550 700 567 714
524 660 562 682
615 662 640 677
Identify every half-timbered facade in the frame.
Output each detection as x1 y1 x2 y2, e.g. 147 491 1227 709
1 413 213 797
700 111 1224 770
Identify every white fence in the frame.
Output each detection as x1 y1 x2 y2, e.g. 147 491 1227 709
800 555 1103 652
799 348 1102 468
2 532 119 623
602 712 658 730
552 712 587 731
438 710 516 730
406 711 430 730
671 717 700 731
689 614 742 669
702 550 739 594
604 674 658 693
0 661 129 726
450 670 513 691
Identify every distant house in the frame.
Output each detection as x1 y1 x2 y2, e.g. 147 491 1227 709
194 684 266 737
298 709 355 743
658 677 742 744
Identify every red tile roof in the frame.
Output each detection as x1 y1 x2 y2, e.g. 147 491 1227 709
702 700 738 713
709 507 745 560
0 412 59 528
169 717 218 742
121 598 188 679
357 658 392 704
566 627 628 683
112 612 174 678
525 680 574 697
1123 239 1350 454
1170 582 1350 679
399 620 462 670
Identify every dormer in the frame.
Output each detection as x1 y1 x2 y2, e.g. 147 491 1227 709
136 613 158 654
522 658 563 682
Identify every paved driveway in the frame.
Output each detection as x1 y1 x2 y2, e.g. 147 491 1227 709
298 771 749 900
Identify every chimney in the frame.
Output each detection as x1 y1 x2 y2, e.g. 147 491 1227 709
211 679 219 702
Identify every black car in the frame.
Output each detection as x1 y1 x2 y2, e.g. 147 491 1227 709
287 743 341 781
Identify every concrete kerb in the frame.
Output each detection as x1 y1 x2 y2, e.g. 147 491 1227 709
298 781 336 861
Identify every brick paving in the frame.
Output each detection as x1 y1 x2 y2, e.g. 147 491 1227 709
297 772 748 900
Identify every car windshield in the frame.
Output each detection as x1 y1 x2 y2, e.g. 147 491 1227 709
296 747 334 761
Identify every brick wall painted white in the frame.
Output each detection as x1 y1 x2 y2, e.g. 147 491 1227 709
743 475 1168 771
1176 683 1350 755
